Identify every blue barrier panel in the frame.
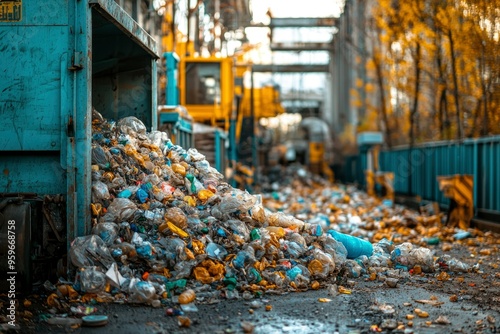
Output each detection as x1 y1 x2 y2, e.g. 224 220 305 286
339 155 362 184
376 136 500 215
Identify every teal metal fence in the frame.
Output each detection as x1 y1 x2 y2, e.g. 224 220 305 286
377 136 500 216
338 136 500 217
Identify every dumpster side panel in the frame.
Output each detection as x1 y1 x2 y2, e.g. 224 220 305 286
0 27 68 151
0 0 72 199
1 0 158 242
0 1 68 26
0 154 65 194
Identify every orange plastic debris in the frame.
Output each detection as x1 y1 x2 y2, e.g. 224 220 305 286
184 247 195 260
178 289 196 304
177 316 191 327
183 195 197 207
193 267 214 284
167 221 188 238
172 163 186 176
338 286 352 294
46 293 60 307
197 189 214 203
307 259 324 277
191 239 205 255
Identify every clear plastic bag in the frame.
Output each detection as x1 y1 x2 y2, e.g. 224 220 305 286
128 278 157 304
391 242 413 266
185 174 204 195
173 260 197 279
323 235 348 268
250 195 266 225
313 248 335 275
92 180 110 202
408 247 434 272
284 240 306 258
233 250 250 269
368 252 391 268
195 161 224 180
92 222 119 246
206 242 228 261
69 235 115 269
109 176 126 191
143 173 161 186
79 266 106 293
343 259 364 278
186 148 206 162
219 189 257 214
225 219 250 241
101 198 137 223
437 254 470 272
91 145 110 169
165 207 188 229
147 131 170 149
118 116 147 135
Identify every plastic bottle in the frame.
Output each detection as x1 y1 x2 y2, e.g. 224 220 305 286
178 289 196 304
327 230 373 259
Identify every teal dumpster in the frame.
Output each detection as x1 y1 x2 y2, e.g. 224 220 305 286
0 0 158 292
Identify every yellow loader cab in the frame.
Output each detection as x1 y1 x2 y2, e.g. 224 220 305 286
179 56 234 130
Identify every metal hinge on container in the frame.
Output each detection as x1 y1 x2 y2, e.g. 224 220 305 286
69 51 84 71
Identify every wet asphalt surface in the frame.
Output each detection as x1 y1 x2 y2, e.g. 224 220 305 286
4 240 499 334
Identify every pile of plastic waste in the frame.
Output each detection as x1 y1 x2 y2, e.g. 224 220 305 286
51 111 478 310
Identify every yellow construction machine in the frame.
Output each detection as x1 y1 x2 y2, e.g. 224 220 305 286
158 2 285 188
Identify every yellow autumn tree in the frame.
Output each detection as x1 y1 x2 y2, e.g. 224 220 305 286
354 0 500 146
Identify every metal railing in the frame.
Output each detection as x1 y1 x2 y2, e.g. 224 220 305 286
340 136 500 217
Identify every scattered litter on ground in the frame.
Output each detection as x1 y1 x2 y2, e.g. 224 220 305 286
30 111 500 330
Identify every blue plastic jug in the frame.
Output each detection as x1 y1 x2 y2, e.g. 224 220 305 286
327 230 373 259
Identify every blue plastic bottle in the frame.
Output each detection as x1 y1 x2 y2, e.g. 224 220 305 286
327 230 373 259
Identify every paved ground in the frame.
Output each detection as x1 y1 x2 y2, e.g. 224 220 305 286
3 240 499 334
